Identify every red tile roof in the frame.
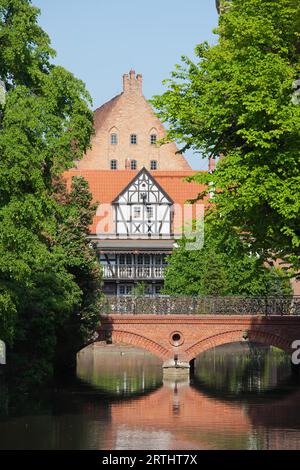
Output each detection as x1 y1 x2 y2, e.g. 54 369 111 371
64 170 206 204
63 169 208 235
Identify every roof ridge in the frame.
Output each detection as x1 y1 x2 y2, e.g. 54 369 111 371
93 92 123 114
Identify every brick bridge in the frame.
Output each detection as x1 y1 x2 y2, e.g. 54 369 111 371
96 296 300 370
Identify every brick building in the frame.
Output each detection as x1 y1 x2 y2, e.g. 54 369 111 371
65 71 206 296
76 70 190 172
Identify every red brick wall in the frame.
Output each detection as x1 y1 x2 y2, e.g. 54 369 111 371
97 314 300 364
76 71 191 172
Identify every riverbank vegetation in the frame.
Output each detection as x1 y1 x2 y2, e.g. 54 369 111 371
0 0 102 387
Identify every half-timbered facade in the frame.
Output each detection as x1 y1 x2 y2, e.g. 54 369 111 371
113 168 173 237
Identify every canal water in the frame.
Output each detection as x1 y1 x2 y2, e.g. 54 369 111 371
0 343 300 450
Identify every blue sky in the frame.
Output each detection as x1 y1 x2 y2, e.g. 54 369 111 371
34 0 219 169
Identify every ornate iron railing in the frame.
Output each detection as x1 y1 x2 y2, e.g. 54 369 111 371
100 295 300 316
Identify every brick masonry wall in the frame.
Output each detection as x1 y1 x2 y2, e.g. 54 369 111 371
76 71 191 171
97 314 300 364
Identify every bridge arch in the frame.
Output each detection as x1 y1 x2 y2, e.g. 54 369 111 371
185 329 293 362
107 330 170 361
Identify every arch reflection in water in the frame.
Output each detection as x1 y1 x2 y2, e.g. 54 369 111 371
77 343 163 396
192 342 292 397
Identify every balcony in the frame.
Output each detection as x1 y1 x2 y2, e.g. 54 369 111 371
102 264 166 280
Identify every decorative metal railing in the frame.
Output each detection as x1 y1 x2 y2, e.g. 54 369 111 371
102 264 166 280
100 295 300 316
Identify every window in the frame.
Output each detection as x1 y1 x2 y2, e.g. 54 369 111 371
130 134 137 145
154 254 162 265
155 285 162 295
131 159 137 170
150 134 157 145
111 133 118 144
146 205 153 219
119 254 132 265
137 254 150 265
133 206 141 219
119 285 126 295
145 285 153 295
119 285 132 295
110 159 117 170
150 160 157 170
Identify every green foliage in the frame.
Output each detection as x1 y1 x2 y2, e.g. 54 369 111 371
0 0 101 386
131 282 147 296
152 0 300 276
53 177 103 371
163 217 292 296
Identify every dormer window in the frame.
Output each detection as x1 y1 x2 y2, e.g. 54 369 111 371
130 134 137 145
130 159 137 170
150 134 157 145
110 159 118 170
150 160 157 170
111 133 118 145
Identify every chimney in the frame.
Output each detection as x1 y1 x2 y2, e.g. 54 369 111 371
208 157 216 173
123 70 142 95
136 74 143 94
123 73 130 93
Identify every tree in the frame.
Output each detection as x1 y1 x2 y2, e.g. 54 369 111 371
0 0 101 386
152 0 300 277
53 176 103 374
163 217 292 297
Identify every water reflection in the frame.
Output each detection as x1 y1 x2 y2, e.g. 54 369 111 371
193 343 293 399
0 343 300 450
77 344 163 396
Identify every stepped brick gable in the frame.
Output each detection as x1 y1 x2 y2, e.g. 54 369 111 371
76 70 191 171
